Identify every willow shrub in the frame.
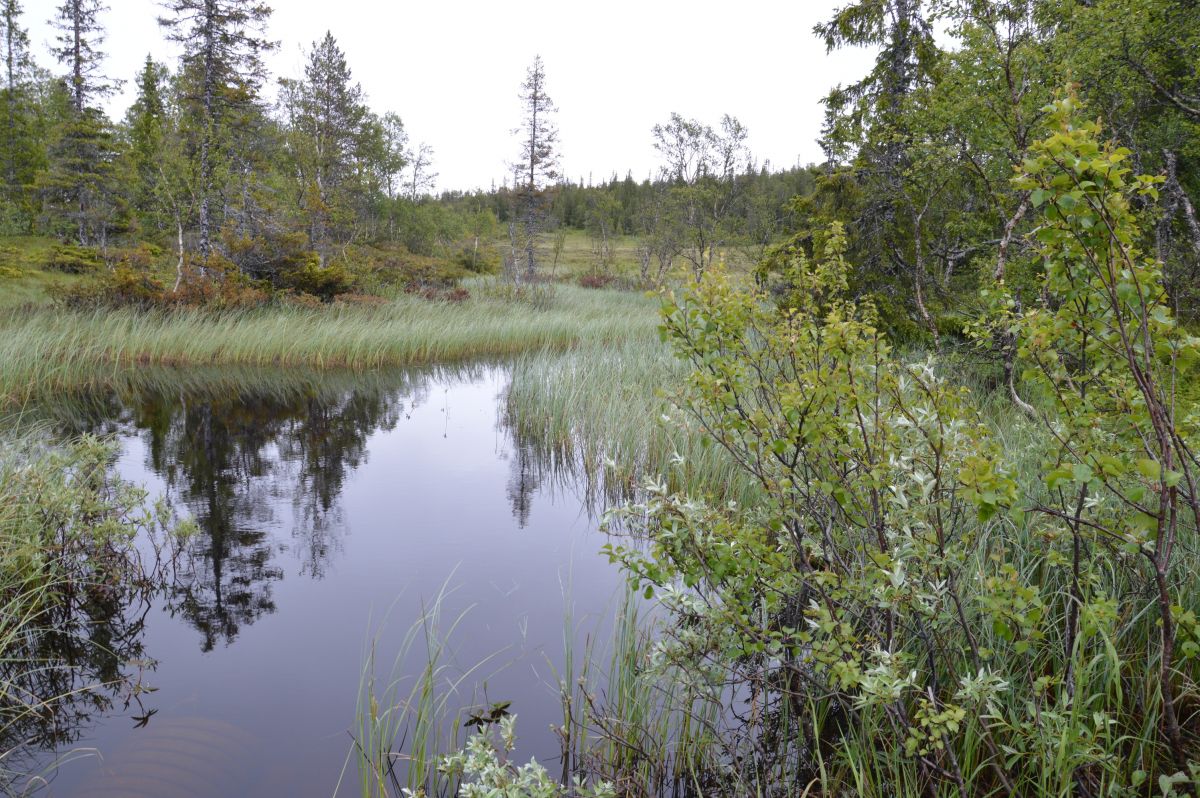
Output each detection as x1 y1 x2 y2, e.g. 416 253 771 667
605 97 1200 797
0 433 188 787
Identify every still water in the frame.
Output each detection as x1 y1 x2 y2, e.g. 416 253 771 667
34 365 626 797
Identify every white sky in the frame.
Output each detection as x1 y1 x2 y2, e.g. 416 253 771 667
27 0 877 193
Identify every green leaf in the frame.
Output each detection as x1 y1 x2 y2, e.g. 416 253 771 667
1045 466 1074 491
1136 459 1161 481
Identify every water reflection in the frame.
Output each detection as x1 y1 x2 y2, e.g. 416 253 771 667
52 368 441 652
506 440 543 528
9 363 630 796
0 509 182 794
2 577 155 750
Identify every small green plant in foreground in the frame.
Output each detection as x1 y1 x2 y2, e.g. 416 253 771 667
438 715 615 798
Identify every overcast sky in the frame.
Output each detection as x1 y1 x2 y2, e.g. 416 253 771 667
27 0 877 193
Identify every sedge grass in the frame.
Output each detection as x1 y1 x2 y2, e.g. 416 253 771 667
505 339 760 509
0 284 660 408
343 581 510 798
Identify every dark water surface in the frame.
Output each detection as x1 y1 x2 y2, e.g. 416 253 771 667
34 365 624 797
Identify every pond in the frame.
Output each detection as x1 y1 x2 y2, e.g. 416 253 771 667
28 365 629 797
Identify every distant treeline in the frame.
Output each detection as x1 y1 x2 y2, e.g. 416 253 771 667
2 1 1197 320
0 0 820 297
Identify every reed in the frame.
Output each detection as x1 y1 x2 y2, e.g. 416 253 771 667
505 339 760 508
0 285 660 408
343 582 508 798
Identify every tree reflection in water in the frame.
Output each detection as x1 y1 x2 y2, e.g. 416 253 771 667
0 451 185 792
105 370 428 651
8 361 614 782
36 361 633 662
4 362 648 796
7 368 442 786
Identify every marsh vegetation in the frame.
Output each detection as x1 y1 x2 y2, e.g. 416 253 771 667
4 0 1200 795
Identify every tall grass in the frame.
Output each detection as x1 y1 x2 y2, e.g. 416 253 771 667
554 593 726 798
505 339 760 509
343 583 509 798
351 583 729 798
0 285 660 408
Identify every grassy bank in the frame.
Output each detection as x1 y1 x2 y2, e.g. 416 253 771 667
0 284 660 408
501 229 757 285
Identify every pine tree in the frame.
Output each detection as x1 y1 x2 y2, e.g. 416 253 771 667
158 0 274 261
511 55 559 279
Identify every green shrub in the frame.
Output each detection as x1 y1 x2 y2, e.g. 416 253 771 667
577 272 615 289
52 266 166 310
111 242 164 270
448 238 501 274
441 716 615 798
51 255 272 310
279 257 352 301
169 256 273 308
604 99 1200 796
0 433 189 778
45 244 103 274
340 243 467 293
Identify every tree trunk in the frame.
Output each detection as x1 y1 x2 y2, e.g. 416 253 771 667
197 0 217 266
912 208 939 347
174 214 185 292
4 7 15 190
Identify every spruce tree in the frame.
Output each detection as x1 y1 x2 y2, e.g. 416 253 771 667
42 0 116 245
0 0 34 205
124 56 170 230
511 55 558 279
516 55 558 198
158 0 274 261
814 0 943 335
50 0 112 112
290 31 367 257
124 55 192 285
